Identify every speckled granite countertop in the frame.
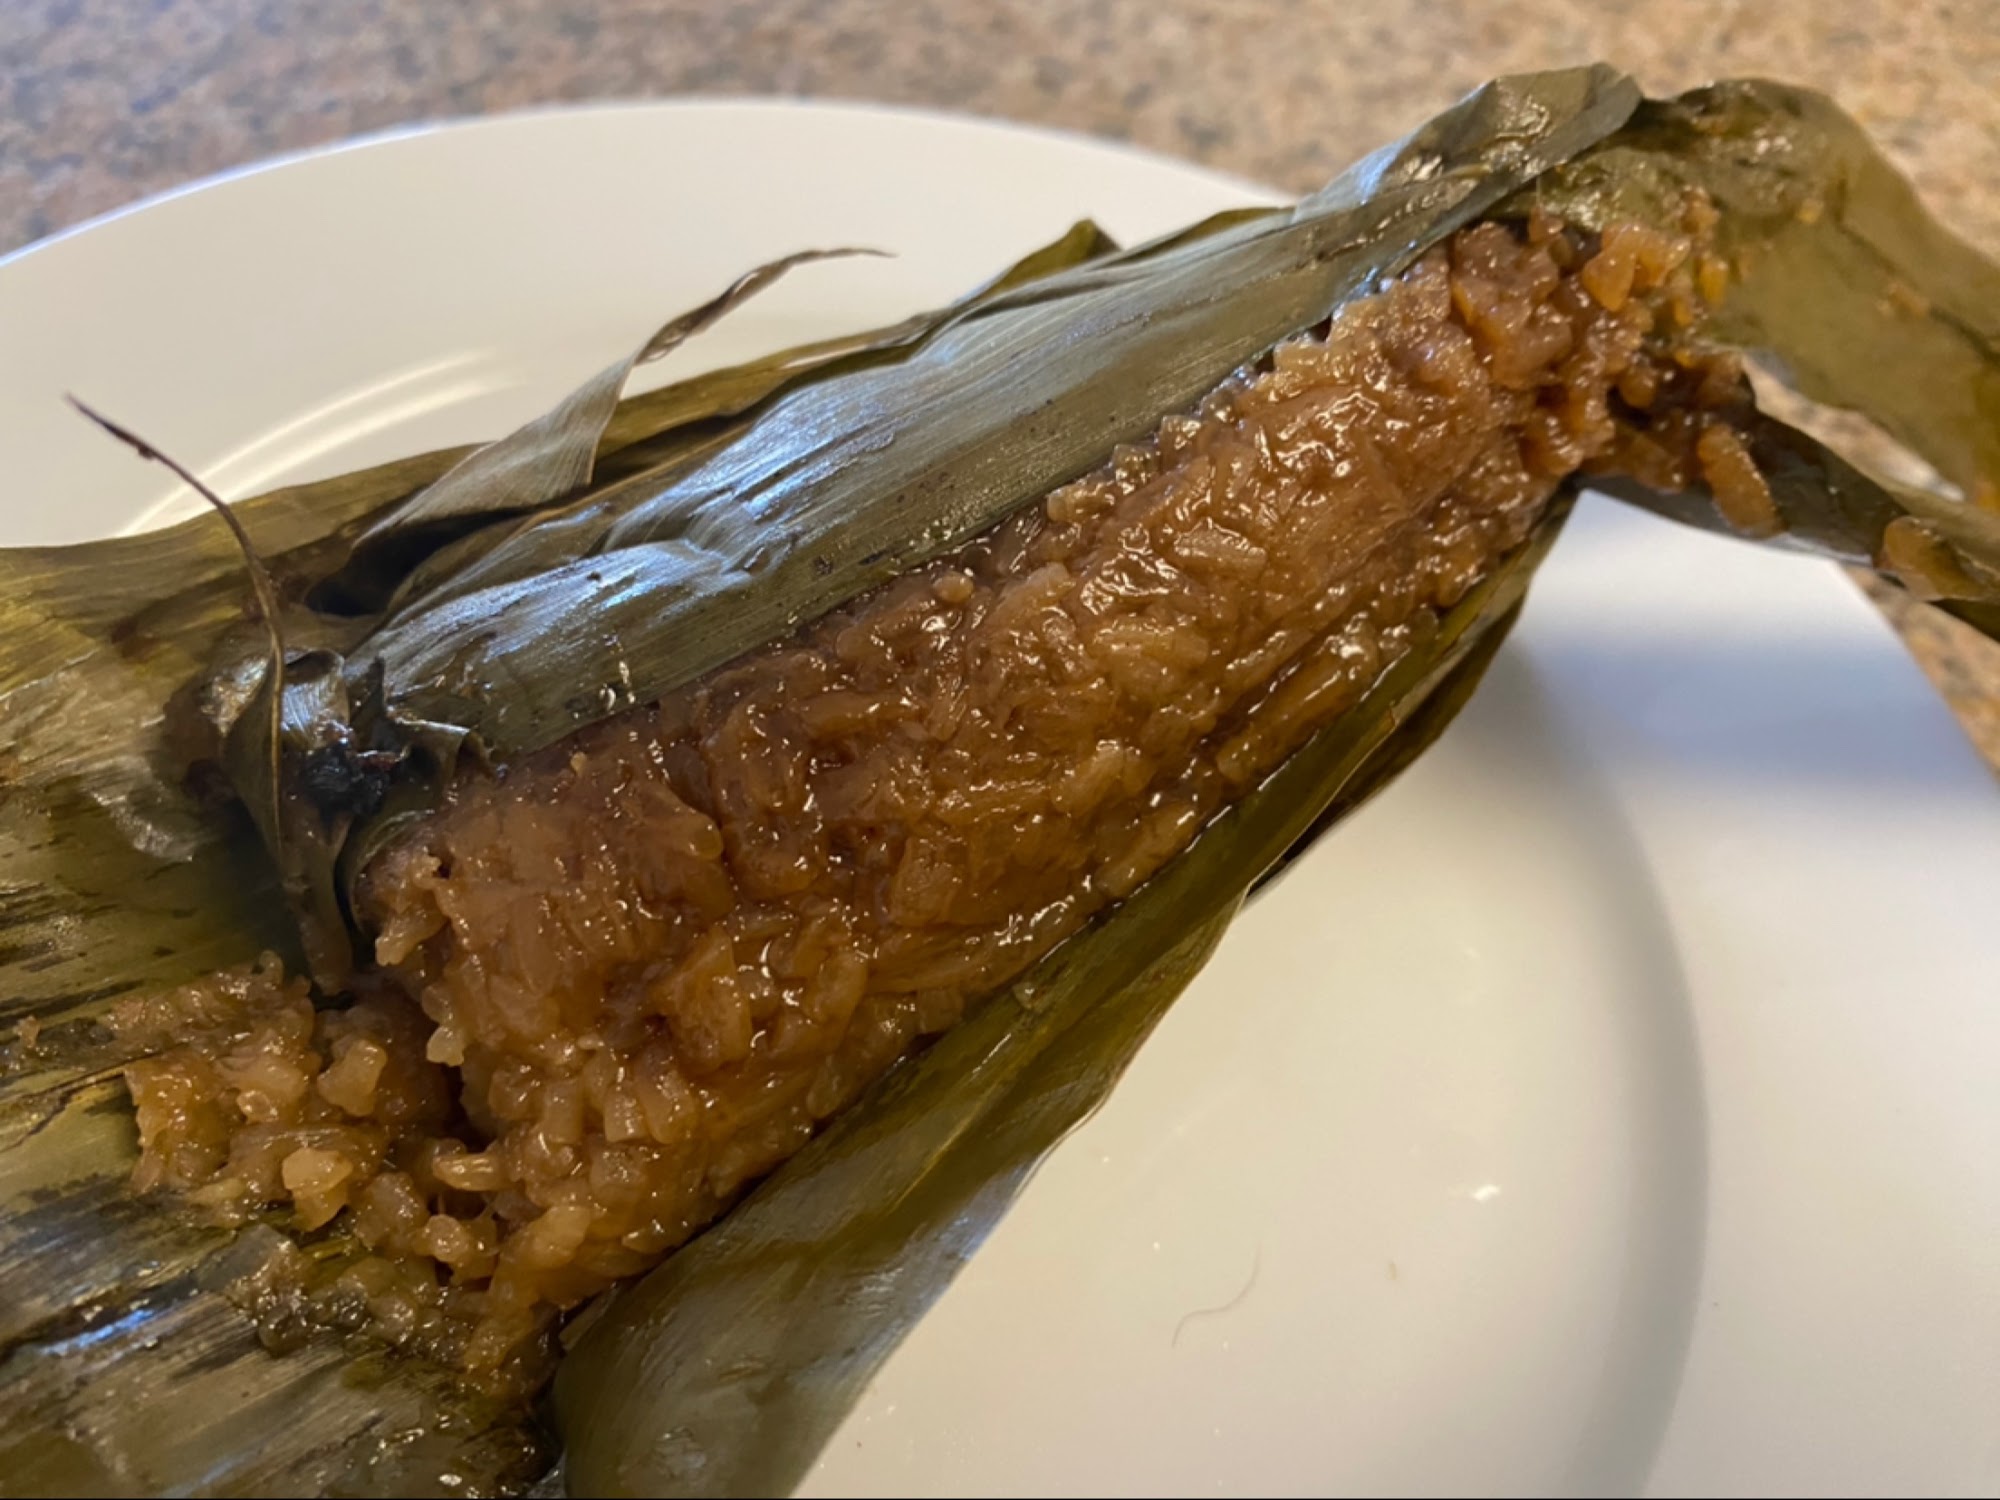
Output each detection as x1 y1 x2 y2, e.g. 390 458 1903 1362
4 0 1998 767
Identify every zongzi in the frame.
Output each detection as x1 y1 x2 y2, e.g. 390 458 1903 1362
115 208 1728 1389
4 64 1998 1500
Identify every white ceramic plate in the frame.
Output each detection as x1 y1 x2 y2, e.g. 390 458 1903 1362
2 102 1995 1498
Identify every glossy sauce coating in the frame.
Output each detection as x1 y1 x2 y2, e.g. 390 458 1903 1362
120 215 1707 1385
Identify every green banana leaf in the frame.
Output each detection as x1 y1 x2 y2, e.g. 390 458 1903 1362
386 76 1629 722
2 63 1998 1500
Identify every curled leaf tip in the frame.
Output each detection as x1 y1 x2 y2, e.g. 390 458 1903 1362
68 393 289 865
65 394 277 612
65 392 160 461
635 245 898 366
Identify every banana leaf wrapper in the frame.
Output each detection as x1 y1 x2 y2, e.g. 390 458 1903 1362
0 215 1140 1499
0 211 1146 1500
1 65 1997 1498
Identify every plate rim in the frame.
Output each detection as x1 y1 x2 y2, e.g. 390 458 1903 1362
4 93 1993 1498
0 93 1284 274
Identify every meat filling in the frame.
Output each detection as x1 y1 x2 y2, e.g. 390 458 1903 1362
115 211 1738 1390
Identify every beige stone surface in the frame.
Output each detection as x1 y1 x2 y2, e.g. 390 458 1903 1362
3 0 1997 767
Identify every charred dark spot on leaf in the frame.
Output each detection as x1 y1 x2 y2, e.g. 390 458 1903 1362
296 744 396 824
108 614 160 662
0 938 53 969
1 983 143 1030
178 757 243 813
